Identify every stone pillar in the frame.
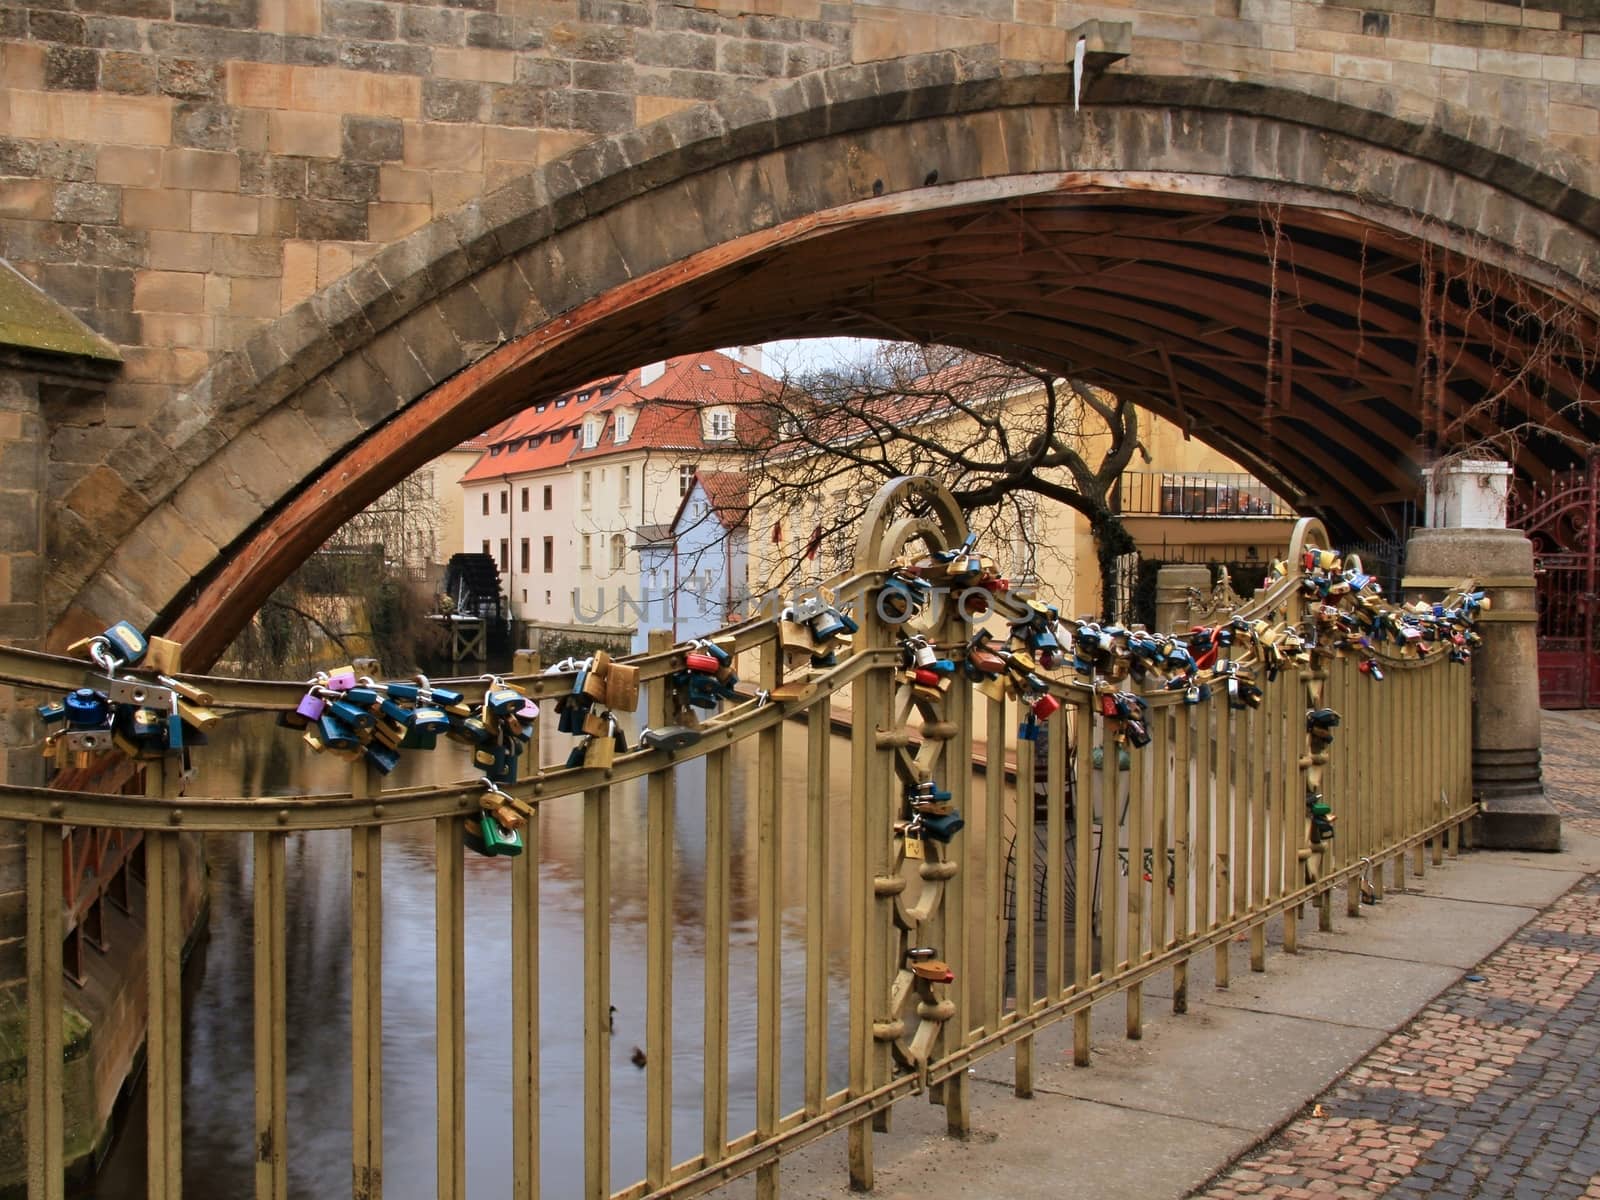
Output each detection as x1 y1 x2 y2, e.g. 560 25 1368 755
1404 527 1558 850
0 368 48 996
1153 564 1213 633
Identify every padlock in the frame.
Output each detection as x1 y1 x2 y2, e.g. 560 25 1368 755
1306 708 1341 730
317 712 361 751
582 709 612 738
1032 693 1060 720
604 662 640 712
909 956 955 984
364 741 401 774
918 808 964 842
684 650 721 674
324 665 358 691
583 652 611 703
36 700 67 726
811 608 851 641
641 725 701 752
583 732 616 769
324 697 375 732
115 706 169 758
284 688 326 728
64 688 109 729
100 621 149 667
912 639 937 669
902 818 925 860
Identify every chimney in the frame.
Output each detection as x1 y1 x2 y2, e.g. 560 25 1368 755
639 360 666 386
726 345 764 373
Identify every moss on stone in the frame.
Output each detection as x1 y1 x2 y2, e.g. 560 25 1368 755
0 260 121 363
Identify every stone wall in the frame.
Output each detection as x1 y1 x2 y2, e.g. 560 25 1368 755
2 0 1600 642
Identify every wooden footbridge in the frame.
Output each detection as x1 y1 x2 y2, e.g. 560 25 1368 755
0 477 1476 1200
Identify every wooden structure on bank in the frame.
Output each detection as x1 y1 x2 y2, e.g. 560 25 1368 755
2 477 1475 1200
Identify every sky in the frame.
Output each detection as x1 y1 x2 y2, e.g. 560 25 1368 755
759 337 883 377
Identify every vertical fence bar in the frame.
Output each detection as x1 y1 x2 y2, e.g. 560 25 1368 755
942 666 971 1134
1014 724 1035 1095
1247 695 1266 973
1150 705 1170 963
1072 702 1094 1066
1125 725 1144 1039
583 787 611 1200
435 816 466 1200
704 747 731 1167
1045 705 1065 1003
1409 669 1425 876
512 657 542 1200
755 649 782 1200
1279 676 1299 952
1440 668 1452 864
984 695 1006 1033
351 769 383 1200
805 704 831 1119
1387 675 1404 893
512 803 540 1200
848 652 888 1188
1172 703 1191 1014
646 632 675 1192
1214 698 1232 988
253 830 288 1200
25 820 63 1200
1239 703 1260 974
1195 696 1213 944
146 759 182 1200
1099 710 1119 994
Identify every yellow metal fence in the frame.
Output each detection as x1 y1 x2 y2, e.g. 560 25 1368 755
0 479 1474 1200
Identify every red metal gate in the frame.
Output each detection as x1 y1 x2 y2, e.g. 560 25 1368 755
1510 456 1600 709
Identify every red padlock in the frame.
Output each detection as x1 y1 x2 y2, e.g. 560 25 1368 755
913 667 941 687
685 651 720 673
1032 693 1061 720
1099 693 1119 718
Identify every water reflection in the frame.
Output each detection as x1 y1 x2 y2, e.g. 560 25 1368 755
89 712 993 1199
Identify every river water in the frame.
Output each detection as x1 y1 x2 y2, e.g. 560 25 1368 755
87 710 995 1199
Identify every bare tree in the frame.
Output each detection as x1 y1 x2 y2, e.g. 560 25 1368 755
718 342 1149 620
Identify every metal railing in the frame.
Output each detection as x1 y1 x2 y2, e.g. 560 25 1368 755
1119 471 1295 518
3 478 1475 1200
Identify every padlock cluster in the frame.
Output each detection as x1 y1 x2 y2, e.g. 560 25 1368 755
551 651 640 768
963 632 1060 738
1305 707 1341 844
920 531 1011 619
1096 688 1151 747
897 634 957 702
465 778 534 857
902 779 964 849
37 621 217 769
282 668 540 784
1291 548 1485 668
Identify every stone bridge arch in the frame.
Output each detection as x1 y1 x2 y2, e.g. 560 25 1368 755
48 51 1600 666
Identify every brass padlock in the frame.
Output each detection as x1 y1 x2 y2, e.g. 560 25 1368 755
605 662 640 712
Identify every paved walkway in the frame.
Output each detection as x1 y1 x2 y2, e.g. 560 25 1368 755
788 709 1600 1200
1193 709 1600 1200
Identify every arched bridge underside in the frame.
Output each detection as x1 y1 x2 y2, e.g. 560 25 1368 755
51 61 1600 665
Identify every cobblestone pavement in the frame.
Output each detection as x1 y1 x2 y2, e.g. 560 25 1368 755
1191 710 1600 1200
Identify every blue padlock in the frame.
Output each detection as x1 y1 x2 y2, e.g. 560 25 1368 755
64 688 109 729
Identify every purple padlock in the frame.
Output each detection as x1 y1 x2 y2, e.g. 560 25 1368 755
295 691 327 722
325 666 357 691
516 698 539 721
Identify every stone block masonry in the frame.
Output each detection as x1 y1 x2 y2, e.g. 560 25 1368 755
0 0 1598 641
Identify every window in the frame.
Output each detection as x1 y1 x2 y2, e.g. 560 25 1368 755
498 539 508 572
679 464 696 496
610 533 627 571
520 487 529 512
582 419 599 448
481 493 489 515
481 540 490 556
620 465 632 506
543 537 554 573
542 485 553 511
499 490 508 514
614 411 630 444
581 471 592 507
709 410 733 440
544 590 551 605
581 535 592 569
519 538 530 574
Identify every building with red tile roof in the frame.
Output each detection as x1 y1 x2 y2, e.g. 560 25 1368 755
458 347 778 645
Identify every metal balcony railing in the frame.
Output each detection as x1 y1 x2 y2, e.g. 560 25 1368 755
1119 471 1294 518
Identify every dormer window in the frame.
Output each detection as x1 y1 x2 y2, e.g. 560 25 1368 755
582 418 600 449
614 410 631 445
707 409 734 441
